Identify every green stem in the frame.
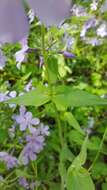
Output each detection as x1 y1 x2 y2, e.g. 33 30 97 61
54 104 64 148
41 25 64 190
88 126 107 172
41 25 51 88
32 162 38 190
53 104 64 190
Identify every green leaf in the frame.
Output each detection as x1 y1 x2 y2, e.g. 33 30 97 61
15 169 31 178
64 112 84 135
70 136 88 171
5 86 51 106
60 145 75 162
67 167 95 190
52 85 107 110
66 137 94 190
67 135 88 176
47 55 59 83
102 183 107 190
0 129 7 143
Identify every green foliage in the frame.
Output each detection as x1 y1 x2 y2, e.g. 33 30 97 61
0 1 107 189
6 86 51 106
52 85 107 110
64 112 85 134
67 168 95 190
67 136 95 190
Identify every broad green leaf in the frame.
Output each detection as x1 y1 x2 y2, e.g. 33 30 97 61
5 86 51 106
52 85 107 110
64 112 84 135
67 167 95 190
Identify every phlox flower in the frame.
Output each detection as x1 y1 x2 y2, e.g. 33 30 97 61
12 106 40 132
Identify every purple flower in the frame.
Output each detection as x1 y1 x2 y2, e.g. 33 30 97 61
24 80 35 92
0 91 17 104
20 125 49 165
19 177 29 189
90 0 98 11
71 4 87 17
80 18 98 37
12 106 40 132
15 38 29 69
0 92 8 102
21 133 44 165
39 123 50 136
59 51 75 58
0 152 17 169
97 23 107 37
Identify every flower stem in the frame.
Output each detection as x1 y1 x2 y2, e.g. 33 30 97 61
41 25 65 190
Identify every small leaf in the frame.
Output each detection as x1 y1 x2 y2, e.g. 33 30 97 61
64 112 84 135
47 55 59 83
67 167 95 190
5 86 50 106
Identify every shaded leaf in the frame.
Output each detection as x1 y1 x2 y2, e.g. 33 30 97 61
64 112 84 135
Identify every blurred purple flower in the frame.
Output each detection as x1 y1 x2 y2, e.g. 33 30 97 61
80 18 98 37
59 51 75 58
39 123 50 136
0 0 71 43
21 133 44 165
0 152 17 169
0 91 17 104
90 0 98 11
0 92 8 102
15 37 29 69
19 177 29 189
24 80 35 92
97 23 107 37
12 106 40 132
71 4 87 17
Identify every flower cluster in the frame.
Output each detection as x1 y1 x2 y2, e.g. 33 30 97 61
20 124 49 165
